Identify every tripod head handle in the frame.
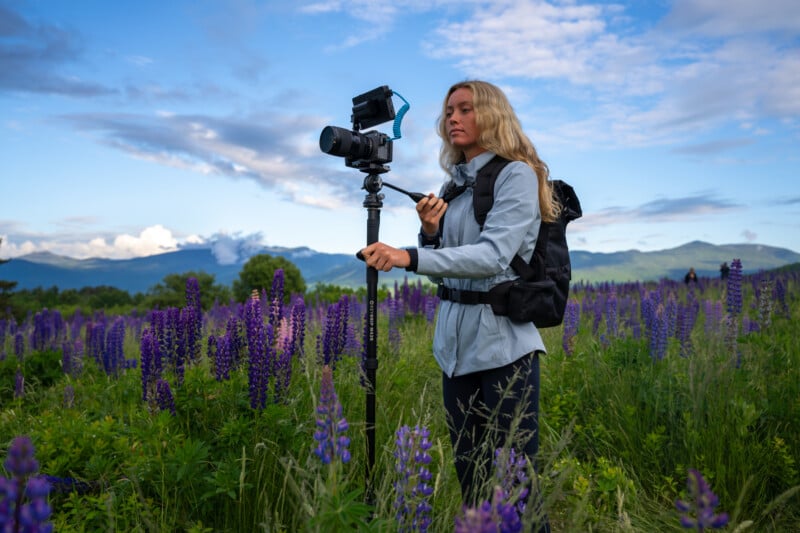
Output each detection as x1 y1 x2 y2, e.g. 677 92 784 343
382 181 425 203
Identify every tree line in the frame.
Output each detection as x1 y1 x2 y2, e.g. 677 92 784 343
0 242 381 321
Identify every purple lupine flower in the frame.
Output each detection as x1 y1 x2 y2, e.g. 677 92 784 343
726 259 743 316
14 331 24 359
313 365 350 465
182 304 202 364
394 425 434 532
20 475 53 530
677 305 694 358
162 307 181 370
41 475 95 495
85 318 106 367
454 486 523 533
155 378 176 415
494 448 529 517
675 469 729 531
140 328 158 403
173 308 193 385
3 435 38 477
146 311 163 374
0 435 53 533
641 293 656 338
69 309 84 344
605 289 618 338
562 300 580 355
225 316 244 369
103 316 125 375
317 299 347 368
290 297 307 358
742 316 758 334
31 308 65 353
245 291 271 409
331 296 350 359
666 293 678 338
343 320 362 358
649 303 669 361
269 268 285 333
214 333 232 381
13 369 24 399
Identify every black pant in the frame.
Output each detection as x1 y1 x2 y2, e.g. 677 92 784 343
442 352 550 531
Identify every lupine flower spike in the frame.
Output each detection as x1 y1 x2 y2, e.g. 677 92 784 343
675 469 729 531
313 365 350 465
454 485 522 533
0 435 54 532
394 425 434 532
494 448 529 517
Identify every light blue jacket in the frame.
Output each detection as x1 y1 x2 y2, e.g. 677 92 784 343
415 151 546 377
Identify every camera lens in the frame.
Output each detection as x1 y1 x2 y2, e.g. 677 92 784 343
319 126 344 154
320 126 374 159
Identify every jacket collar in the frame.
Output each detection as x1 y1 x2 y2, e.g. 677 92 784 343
450 151 496 186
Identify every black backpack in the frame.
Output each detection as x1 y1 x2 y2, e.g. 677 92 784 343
437 156 582 328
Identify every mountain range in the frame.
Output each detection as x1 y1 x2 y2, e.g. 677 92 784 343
3 241 799 294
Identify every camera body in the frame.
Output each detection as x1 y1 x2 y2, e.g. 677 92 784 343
319 85 396 173
319 127 393 170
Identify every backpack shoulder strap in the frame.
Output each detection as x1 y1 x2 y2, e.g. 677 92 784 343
437 155 510 234
473 155 512 230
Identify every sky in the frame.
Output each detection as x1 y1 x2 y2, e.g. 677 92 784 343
1 0 799 266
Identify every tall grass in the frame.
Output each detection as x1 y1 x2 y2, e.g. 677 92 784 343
1 266 799 531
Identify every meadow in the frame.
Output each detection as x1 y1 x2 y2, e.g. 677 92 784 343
1 259 799 532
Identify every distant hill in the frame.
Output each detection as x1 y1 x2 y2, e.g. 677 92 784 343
3 241 799 293
570 241 800 284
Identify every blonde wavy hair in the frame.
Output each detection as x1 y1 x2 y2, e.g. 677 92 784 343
437 80 560 223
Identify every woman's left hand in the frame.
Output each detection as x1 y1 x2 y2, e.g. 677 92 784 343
359 242 410 272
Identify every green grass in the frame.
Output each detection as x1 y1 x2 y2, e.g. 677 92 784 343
2 272 799 532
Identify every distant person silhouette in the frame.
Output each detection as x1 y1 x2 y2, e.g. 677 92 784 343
720 262 730 280
684 267 698 284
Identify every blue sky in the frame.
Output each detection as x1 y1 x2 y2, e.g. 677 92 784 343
1 0 799 265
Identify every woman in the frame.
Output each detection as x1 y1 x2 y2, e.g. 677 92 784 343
360 80 557 527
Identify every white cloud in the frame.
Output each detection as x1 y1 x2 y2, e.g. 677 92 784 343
422 0 800 147
110 225 179 257
1 225 180 260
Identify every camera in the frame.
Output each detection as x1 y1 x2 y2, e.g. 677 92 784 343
319 85 396 173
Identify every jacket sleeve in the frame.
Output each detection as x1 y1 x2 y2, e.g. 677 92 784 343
415 160 539 279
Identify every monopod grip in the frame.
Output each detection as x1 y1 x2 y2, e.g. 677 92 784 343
356 250 365 261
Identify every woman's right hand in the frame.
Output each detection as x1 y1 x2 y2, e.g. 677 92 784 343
417 193 447 236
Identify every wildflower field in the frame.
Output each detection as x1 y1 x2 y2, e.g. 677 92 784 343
1 259 799 532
